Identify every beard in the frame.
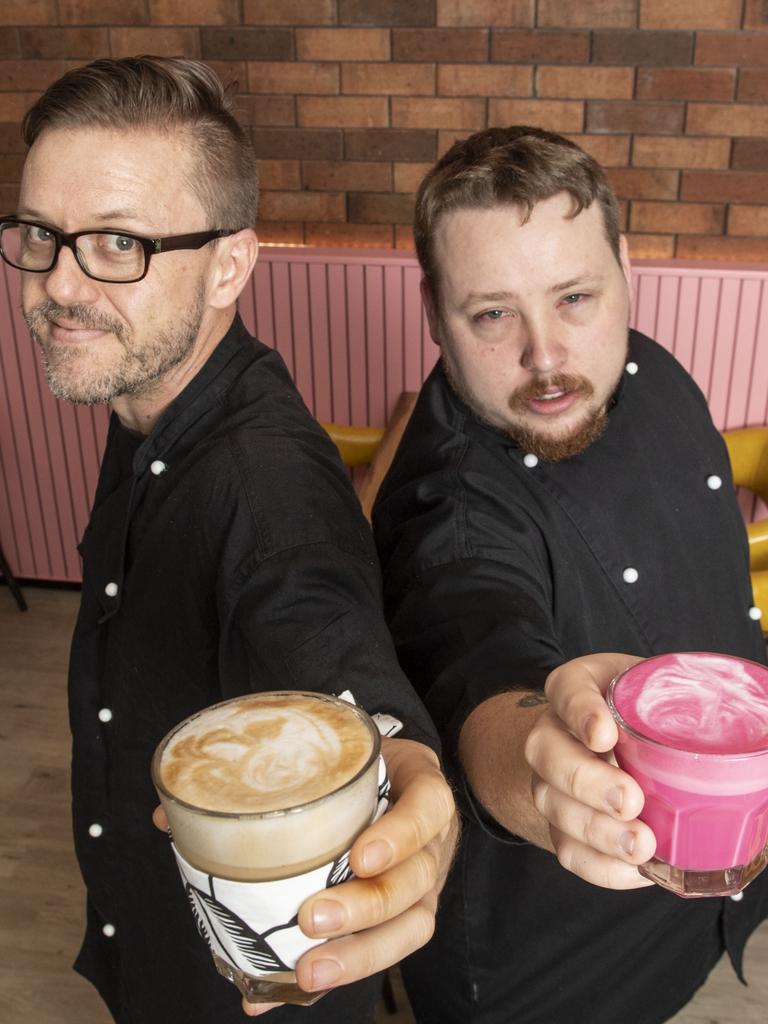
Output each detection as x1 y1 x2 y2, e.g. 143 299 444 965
24 286 206 406
442 357 616 462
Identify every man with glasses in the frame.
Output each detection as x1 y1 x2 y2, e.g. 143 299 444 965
6 57 455 1024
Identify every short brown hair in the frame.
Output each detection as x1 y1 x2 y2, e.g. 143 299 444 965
22 56 258 231
415 126 621 295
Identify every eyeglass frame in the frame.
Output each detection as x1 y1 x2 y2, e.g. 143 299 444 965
0 217 237 284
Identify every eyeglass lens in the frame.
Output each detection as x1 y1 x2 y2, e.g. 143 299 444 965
1 223 147 282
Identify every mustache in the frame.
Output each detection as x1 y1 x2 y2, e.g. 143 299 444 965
508 373 593 411
24 300 126 339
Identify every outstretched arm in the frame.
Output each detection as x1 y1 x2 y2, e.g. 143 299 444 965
459 653 656 890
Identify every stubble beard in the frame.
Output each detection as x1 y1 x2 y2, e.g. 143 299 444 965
24 284 206 406
442 354 619 463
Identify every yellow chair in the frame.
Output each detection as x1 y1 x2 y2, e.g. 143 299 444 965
722 426 768 634
319 422 384 469
321 393 418 522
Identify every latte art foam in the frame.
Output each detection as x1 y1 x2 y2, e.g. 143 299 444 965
160 694 373 813
613 652 768 754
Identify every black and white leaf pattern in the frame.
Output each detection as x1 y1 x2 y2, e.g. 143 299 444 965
327 850 354 888
185 883 293 973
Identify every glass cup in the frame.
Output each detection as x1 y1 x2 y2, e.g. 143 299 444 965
607 651 768 898
151 691 384 1004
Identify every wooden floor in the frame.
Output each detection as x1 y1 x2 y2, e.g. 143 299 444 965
1 585 766 1024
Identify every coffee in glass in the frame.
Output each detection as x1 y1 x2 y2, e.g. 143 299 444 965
152 691 384 1004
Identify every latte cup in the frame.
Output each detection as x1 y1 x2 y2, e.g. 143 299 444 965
151 691 385 1004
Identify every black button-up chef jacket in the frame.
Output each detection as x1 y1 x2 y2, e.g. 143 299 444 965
68 314 439 1024
373 329 768 1024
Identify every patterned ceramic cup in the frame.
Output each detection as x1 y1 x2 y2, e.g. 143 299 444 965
152 691 384 1004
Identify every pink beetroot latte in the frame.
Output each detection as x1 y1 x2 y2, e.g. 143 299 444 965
608 651 768 898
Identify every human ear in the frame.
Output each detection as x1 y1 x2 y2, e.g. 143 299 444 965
208 228 259 310
420 277 443 347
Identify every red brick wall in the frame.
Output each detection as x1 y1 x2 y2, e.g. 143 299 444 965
1 0 767 259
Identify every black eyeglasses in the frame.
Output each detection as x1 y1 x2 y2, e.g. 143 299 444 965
0 217 236 284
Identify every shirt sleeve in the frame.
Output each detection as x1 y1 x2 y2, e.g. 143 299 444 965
383 553 564 754
212 430 441 755
376 454 565 757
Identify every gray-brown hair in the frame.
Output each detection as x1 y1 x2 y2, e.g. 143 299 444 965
415 126 621 297
22 56 258 231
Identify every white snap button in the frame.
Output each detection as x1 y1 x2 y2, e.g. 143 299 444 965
623 567 639 584
749 606 762 621
730 891 744 902
523 453 539 468
102 923 116 937
706 475 722 490
98 708 113 723
105 582 118 598
150 460 166 476
625 361 638 375
88 823 103 838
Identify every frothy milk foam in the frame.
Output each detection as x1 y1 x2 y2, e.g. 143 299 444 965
613 652 768 755
155 693 379 881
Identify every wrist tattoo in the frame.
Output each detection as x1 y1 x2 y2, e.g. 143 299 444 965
517 693 548 708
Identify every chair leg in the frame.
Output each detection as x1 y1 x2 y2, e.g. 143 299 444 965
0 543 27 611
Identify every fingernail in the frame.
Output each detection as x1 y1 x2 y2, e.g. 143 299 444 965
310 899 344 934
361 839 392 874
583 713 598 743
620 831 636 856
310 958 342 990
606 786 623 813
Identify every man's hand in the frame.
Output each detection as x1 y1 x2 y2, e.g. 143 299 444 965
154 737 458 1017
524 652 656 890
248 737 456 1014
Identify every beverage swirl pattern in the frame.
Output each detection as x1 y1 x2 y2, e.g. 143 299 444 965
160 694 373 813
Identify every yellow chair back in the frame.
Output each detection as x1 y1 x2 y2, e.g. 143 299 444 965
319 423 385 469
722 427 768 572
723 426 768 635
320 393 418 522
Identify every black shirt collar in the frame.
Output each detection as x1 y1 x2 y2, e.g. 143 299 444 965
127 314 254 475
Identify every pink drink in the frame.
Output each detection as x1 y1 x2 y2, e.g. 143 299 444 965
608 652 768 898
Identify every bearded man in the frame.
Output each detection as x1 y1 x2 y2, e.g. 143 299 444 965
372 126 768 1024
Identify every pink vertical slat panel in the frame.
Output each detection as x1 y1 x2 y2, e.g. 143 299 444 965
0 268 25 576
631 272 660 341
690 277 721 408
654 276 682 357
384 265 405 420
364 265 386 427
747 283 768 427
2 270 49 578
327 262 351 424
3 247 768 584
289 262 315 414
670 276 701 377
708 278 742 430
237 272 256 338
345 264 368 426
308 263 332 423
268 262 295 379
724 279 762 430
251 260 275 346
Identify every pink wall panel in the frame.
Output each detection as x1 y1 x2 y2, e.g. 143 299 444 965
2 249 767 584
0 260 109 583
